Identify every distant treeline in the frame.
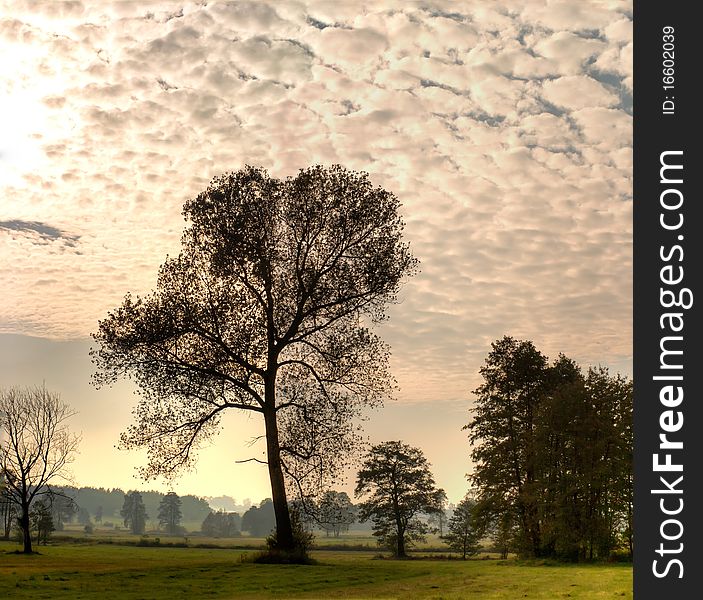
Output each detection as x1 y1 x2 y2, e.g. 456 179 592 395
23 488 374 538
49 486 211 526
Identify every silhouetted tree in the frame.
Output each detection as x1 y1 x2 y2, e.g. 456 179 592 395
158 491 183 535
121 491 148 535
241 498 276 537
178 495 212 523
77 506 91 525
316 490 356 537
92 165 417 553
443 496 481 559
29 500 54 545
0 386 80 553
95 505 103 523
466 337 549 557
50 493 77 531
201 510 241 537
356 441 444 557
467 337 633 560
1 481 15 540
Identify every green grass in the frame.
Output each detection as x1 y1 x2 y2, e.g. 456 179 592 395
0 540 632 599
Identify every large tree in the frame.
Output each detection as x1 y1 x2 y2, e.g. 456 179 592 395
467 336 633 560
0 386 80 553
355 441 444 557
92 165 416 552
465 336 549 557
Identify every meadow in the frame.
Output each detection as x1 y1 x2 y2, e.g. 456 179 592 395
0 538 632 600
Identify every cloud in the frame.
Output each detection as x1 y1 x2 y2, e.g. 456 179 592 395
541 75 620 110
0 219 80 245
0 0 632 402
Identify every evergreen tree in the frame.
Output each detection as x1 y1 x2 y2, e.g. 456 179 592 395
158 492 183 535
121 491 148 535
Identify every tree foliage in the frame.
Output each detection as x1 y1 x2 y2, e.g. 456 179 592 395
92 165 417 552
29 500 54 545
355 441 444 557
121 491 148 535
314 490 356 537
0 386 80 553
442 496 481 559
241 498 276 537
201 510 241 537
466 336 633 560
158 491 183 535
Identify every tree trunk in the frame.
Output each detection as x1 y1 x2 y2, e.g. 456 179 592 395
20 503 32 554
263 403 294 551
396 522 406 558
397 534 406 558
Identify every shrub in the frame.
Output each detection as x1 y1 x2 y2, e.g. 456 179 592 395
255 507 315 564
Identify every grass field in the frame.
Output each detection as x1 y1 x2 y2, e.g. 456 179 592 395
0 540 632 600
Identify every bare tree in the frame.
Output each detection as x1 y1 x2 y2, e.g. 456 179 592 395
92 165 417 553
0 386 80 553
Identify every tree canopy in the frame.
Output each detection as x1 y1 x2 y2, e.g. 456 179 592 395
355 441 444 557
158 491 183 535
121 491 148 535
466 336 633 560
443 496 481 559
314 490 356 537
92 165 417 552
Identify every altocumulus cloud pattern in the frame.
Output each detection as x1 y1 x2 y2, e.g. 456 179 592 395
0 0 632 403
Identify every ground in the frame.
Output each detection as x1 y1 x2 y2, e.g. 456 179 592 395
0 539 632 600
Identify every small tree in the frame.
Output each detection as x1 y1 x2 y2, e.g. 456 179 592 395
50 493 77 531
158 491 183 535
443 496 481 559
1 482 16 540
95 505 103 523
317 490 356 537
30 500 54 545
264 504 314 562
121 491 148 535
0 386 80 553
355 441 444 557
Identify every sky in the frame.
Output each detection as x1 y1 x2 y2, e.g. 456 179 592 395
0 0 632 504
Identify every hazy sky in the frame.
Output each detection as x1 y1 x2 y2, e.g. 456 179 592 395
0 1 632 504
